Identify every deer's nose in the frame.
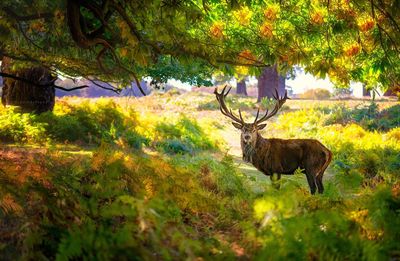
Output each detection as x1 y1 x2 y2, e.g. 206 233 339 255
244 134 251 141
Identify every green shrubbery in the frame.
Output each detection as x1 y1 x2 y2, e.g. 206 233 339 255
0 99 219 153
155 116 218 154
299 88 332 99
0 99 144 146
0 107 47 143
197 94 255 111
1 95 400 260
322 103 400 131
0 146 251 260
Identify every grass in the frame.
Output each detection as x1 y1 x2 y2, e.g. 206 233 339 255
0 91 399 260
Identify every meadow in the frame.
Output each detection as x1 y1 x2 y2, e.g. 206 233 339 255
0 90 399 260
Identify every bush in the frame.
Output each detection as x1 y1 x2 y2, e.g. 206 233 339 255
154 115 219 153
0 99 147 148
0 146 251 260
197 95 255 111
259 96 290 111
157 138 194 154
0 107 47 143
300 88 331 99
323 103 400 131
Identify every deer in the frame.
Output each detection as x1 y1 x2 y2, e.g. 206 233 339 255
214 86 332 194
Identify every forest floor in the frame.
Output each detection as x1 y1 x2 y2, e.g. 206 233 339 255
1 90 399 260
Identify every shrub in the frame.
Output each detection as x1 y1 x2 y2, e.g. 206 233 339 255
36 112 88 142
0 99 147 148
197 95 255 111
157 138 194 154
299 88 331 99
386 127 400 142
0 107 47 143
154 115 219 153
0 146 251 260
323 103 400 131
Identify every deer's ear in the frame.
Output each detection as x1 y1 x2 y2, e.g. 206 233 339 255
232 122 243 129
256 124 267 130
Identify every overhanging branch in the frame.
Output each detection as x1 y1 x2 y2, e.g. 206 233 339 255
0 72 55 87
87 78 121 93
55 85 89 91
0 72 89 91
2 7 53 21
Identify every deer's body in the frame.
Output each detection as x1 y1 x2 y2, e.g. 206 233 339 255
215 86 333 194
243 134 332 194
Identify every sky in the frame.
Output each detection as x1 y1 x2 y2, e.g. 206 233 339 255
168 69 337 94
286 72 335 94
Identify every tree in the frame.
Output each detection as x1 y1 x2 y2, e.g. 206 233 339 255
236 78 247 96
257 66 285 101
1 57 55 112
0 0 399 112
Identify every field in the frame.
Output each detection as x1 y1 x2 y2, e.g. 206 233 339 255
0 90 400 260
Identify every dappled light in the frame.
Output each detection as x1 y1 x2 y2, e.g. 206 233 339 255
1 0 399 259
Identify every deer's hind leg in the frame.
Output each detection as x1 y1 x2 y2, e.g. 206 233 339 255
315 164 327 194
316 150 332 194
315 176 324 194
305 172 317 195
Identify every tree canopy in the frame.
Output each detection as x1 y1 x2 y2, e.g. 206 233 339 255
0 0 399 92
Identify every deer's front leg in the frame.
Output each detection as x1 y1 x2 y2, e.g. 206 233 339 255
270 173 281 189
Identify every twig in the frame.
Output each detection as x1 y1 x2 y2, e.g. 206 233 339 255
87 78 121 93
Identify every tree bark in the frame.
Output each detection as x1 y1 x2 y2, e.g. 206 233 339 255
236 78 247 96
362 85 371 97
257 65 285 102
1 57 55 113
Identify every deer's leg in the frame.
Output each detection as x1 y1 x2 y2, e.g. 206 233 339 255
316 175 324 194
315 151 332 194
270 173 281 190
316 162 327 194
305 173 317 195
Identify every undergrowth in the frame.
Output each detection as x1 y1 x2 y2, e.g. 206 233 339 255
0 95 399 260
0 146 251 260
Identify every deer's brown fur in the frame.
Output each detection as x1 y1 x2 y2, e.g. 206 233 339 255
244 133 332 194
215 86 332 194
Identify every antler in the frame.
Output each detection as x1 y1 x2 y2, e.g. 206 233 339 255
254 89 289 125
214 85 245 125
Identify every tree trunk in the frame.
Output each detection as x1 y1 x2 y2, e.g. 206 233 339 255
236 78 247 96
362 85 371 97
257 65 286 102
1 57 55 113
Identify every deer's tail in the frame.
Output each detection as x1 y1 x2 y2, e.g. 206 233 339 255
317 149 332 178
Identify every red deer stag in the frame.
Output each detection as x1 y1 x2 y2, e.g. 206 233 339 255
214 86 332 194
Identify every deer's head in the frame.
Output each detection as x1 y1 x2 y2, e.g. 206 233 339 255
214 85 288 151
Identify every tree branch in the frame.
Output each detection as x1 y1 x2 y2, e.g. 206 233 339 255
0 72 89 91
55 85 89 91
0 72 54 87
17 22 45 50
86 79 121 93
371 0 400 33
2 7 53 21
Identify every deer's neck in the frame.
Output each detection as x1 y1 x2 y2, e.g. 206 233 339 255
242 133 268 163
